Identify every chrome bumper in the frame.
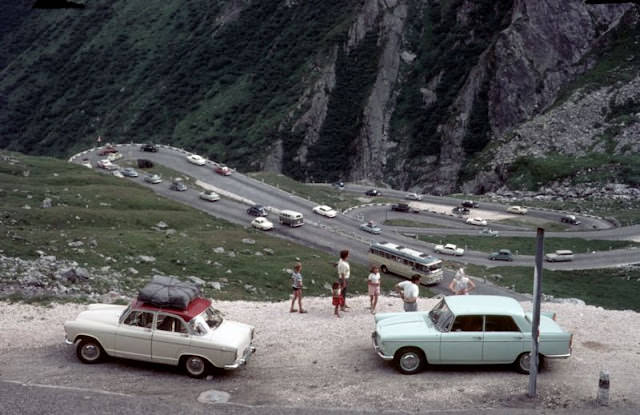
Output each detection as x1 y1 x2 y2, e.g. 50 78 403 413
372 332 393 361
64 335 73 345
224 345 256 370
543 353 571 360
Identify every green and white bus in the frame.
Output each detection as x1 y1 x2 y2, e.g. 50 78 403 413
368 241 443 285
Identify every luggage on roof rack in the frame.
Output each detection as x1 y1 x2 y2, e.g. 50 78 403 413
138 276 200 310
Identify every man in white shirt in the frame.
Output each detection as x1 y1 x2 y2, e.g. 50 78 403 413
337 249 350 311
395 274 421 312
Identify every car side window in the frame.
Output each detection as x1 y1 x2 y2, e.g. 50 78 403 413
451 315 483 332
156 315 188 333
123 311 154 328
485 315 520 332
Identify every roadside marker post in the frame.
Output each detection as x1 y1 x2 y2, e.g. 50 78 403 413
528 227 544 398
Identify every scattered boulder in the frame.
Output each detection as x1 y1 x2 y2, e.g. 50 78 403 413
136 255 156 263
68 241 84 248
155 221 169 230
213 247 225 254
244 284 257 293
263 248 275 255
242 238 256 245
188 276 206 286
209 281 222 290
41 198 52 208
128 267 139 275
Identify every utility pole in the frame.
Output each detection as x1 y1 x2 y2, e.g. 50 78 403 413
528 227 544 397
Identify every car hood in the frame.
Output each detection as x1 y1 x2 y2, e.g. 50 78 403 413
70 304 126 326
375 312 439 339
198 320 254 351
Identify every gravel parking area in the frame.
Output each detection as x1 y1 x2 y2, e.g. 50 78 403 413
1 297 639 411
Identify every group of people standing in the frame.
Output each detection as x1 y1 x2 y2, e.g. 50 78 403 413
289 250 475 316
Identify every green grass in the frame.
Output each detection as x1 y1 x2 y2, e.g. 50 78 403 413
0 152 400 303
418 235 638 256
465 264 640 312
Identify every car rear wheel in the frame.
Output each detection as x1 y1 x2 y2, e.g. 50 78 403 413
380 265 388 274
515 352 542 374
394 347 425 375
76 338 104 364
183 356 209 378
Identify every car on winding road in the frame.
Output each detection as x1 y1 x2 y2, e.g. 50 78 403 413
466 217 488 226
144 174 162 184
199 190 220 202
561 215 581 225
312 205 337 218
461 200 479 208
434 243 464 256
489 249 513 261
121 167 139 177
214 165 232 176
247 205 268 217
479 228 499 237
360 221 382 235
186 154 207 166
96 159 118 171
406 192 422 201
507 205 528 215
545 250 574 262
140 143 158 152
64 296 256 378
452 206 470 216
365 189 381 197
372 295 572 375
170 178 187 191
98 145 119 156
251 217 274 231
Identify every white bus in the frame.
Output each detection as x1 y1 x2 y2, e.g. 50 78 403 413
368 241 443 285
279 210 304 227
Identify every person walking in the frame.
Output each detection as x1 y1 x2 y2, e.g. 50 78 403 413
395 274 421 312
367 265 381 314
448 267 475 295
289 262 307 313
337 249 351 311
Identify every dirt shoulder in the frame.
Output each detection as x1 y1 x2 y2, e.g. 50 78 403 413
1 297 638 411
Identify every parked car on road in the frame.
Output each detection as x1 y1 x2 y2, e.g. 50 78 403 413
452 206 470 216
170 178 187 192
144 174 162 184
140 143 158 152
391 203 411 212
372 295 572 375
107 152 123 162
561 215 581 225
461 200 479 208
64 294 256 378
365 189 381 197
121 167 139 177
360 221 382 235
332 181 345 189
186 154 206 166
199 190 220 202
312 205 337 218
434 243 464 256
466 217 488 226
247 205 268 217
97 159 118 171
406 192 422 201
489 249 513 261
545 250 574 262
214 165 232 176
98 146 118 156
251 217 273 231
507 205 528 215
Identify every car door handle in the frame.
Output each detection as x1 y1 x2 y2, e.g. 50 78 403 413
512 336 523 340
472 336 482 340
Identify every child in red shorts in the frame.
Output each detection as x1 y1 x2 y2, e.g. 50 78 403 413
332 281 344 318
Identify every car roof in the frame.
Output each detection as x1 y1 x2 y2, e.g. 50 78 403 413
445 295 523 317
555 250 573 255
499 249 512 254
131 297 211 322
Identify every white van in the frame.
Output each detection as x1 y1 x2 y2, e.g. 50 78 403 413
279 210 304 227
545 250 574 262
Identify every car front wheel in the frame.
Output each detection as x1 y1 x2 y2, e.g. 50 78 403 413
76 338 104 364
515 352 542 374
394 347 425 375
183 355 209 378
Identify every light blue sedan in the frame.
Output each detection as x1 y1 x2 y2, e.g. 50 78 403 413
360 221 381 235
372 295 572 374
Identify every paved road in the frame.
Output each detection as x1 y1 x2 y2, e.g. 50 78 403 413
71 144 640 274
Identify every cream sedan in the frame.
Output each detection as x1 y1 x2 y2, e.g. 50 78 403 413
251 217 274 231
312 205 337 218
466 217 488 226
186 154 207 166
507 205 528 215
64 298 256 378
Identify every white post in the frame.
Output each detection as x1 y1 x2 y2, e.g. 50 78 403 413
528 227 544 398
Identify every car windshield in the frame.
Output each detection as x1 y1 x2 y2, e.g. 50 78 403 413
428 299 454 332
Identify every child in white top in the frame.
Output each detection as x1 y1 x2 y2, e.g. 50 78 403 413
367 265 381 314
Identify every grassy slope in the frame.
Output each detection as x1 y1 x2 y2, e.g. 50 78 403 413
0 153 401 303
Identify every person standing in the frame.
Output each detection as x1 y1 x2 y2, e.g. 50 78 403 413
331 281 343 318
395 274 421 312
367 265 381 314
448 267 475 295
290 262 307 313
337 249 351 311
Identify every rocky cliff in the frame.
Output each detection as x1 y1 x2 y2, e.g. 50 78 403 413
1 0 638 192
